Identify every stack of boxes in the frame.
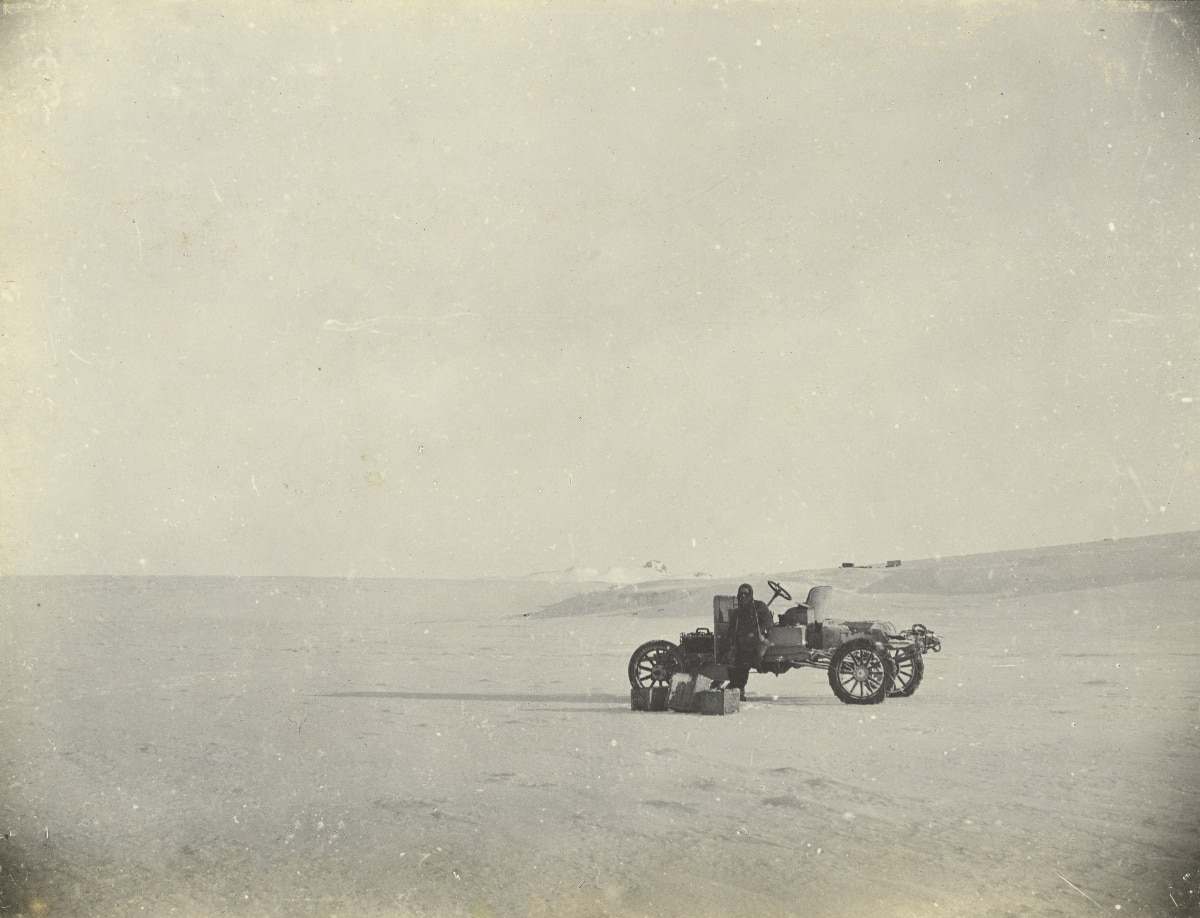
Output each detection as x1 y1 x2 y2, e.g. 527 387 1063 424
631 673 740 715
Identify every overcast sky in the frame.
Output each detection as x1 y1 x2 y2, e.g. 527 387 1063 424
2 2 1198 578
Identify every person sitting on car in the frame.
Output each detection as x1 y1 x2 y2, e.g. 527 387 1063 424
726 583 774 701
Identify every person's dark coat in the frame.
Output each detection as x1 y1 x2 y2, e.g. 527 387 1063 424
730 595 773 666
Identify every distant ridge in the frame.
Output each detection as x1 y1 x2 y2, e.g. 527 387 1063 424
530 530 1200 617
520 561 715 584
859 530 1200 595
518 565 671 585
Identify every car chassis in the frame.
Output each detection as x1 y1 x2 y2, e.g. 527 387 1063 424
627 580 942 704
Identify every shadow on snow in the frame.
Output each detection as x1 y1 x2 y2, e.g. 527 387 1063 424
319 690 629 704
318 690 843 707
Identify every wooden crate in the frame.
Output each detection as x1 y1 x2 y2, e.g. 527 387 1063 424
762 625 806 663
698 688 741 716
667 673 713 712
630 687 669 711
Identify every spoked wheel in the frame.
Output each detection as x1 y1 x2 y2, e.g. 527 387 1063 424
888 651 925 697
628 640 684 689
828 637 891 705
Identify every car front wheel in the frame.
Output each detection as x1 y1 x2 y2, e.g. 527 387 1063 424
888 651 925 697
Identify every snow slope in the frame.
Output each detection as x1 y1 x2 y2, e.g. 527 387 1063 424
1 533 1198 916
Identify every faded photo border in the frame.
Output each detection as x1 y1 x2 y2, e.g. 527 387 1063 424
2 1 1199 915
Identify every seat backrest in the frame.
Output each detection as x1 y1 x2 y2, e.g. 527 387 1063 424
805 585 833 622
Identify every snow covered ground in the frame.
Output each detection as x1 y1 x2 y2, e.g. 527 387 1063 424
2 534 1199 916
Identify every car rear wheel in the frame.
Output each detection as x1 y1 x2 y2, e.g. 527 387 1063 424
828 637 891 704
628 640 684 688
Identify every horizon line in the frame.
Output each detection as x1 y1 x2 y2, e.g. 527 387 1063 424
2 528 1196 582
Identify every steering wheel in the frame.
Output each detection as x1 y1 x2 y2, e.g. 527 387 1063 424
767 580 792 602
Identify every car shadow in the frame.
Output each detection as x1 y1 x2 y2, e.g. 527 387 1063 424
318 690 847 709
319 690 629 705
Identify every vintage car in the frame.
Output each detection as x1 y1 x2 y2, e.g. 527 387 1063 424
627 580 941 704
